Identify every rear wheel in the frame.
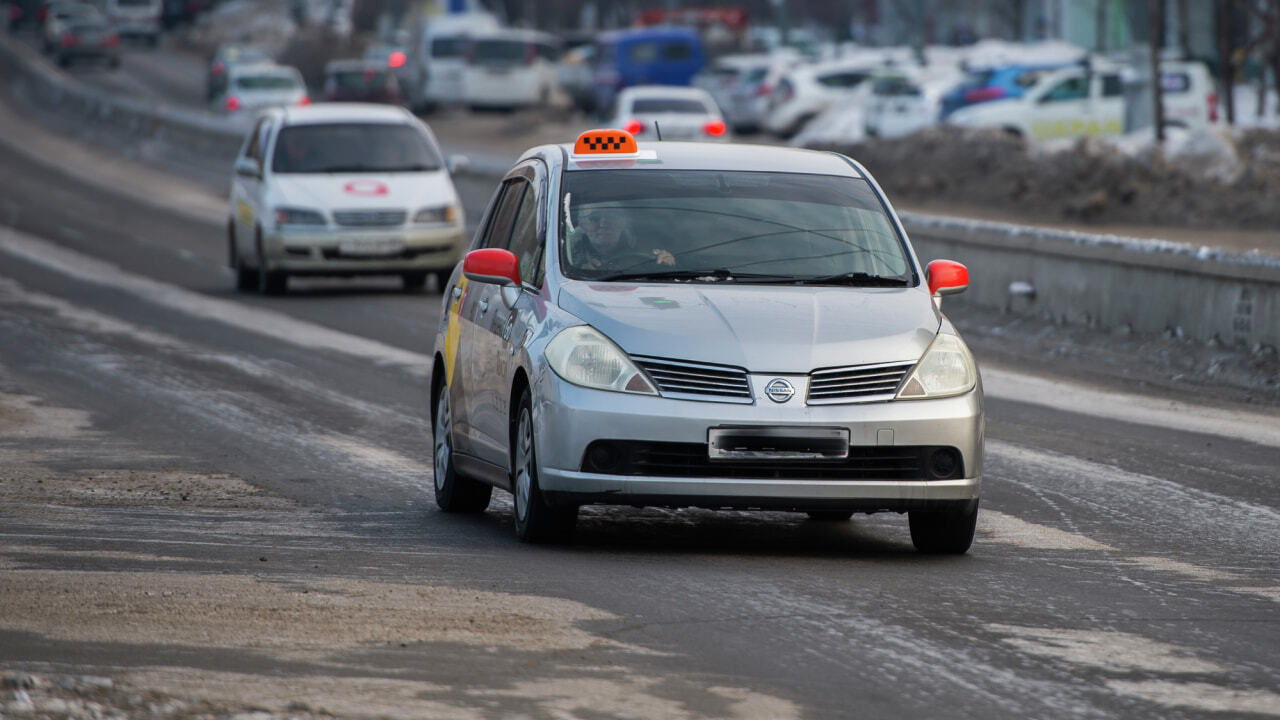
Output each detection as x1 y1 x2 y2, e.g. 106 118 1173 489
512 389 577 543
432 388 491 513
909 501 979 554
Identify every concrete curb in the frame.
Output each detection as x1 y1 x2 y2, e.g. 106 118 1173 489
3 33 1276 350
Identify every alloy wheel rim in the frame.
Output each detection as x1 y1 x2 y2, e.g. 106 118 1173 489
434 391 450 491
515 409 533 523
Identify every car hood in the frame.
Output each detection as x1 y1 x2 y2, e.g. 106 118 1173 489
268 171 456 210
557 281 939 373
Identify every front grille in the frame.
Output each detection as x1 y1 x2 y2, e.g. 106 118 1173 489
807 362 914 404
581 441 963 481
633 355 752 403
332 209 407 228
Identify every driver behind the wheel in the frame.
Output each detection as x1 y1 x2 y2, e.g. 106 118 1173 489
574 206 675 271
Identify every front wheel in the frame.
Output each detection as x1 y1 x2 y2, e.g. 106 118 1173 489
402 272 427 291
512 390 577 543
255 228 287 295
909 501 978 554
432 388 491 513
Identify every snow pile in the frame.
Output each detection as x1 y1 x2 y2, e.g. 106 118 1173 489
186 0 298 56
957 39 1086 69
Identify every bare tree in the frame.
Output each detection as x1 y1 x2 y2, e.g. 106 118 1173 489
990 0 1027 40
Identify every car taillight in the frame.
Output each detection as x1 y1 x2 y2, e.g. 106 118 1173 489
299 96 311 106
104 33 119 47
624 118 645 135
9 5 21 20
225 95 240 111
388 51 406 68
38 6 47 21
1208 91 1219 122
60 32 76 47
755 83 771 97
524 42 536 66
963 86 1006 103
703 119 726 137
211 61 224 76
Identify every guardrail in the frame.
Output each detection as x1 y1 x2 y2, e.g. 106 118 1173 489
3 33 1277 350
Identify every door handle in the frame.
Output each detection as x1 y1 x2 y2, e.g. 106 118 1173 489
452 286 462 300
478 298 490 316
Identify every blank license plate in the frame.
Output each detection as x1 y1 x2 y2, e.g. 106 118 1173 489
708 427 849 461
339 239 403 256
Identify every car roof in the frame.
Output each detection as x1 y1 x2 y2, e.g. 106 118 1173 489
541 140 862 177
228 62 301 79
597 26 699 43
274 102 414 126
325 59 386 72
622 85 716 101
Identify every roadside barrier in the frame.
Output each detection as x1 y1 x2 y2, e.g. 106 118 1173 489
2 34 1275 350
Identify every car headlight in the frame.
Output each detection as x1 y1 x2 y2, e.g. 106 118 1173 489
413 204 458 224
274 207 326 226
896 333 977 400
545 326 657 395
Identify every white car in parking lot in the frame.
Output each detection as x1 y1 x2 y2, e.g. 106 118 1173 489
227 103 468 294
762 56 884 138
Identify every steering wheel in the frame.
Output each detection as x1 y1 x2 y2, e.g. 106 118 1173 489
608 251 666 272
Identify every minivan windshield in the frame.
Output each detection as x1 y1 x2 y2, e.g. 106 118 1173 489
472 39 525 63
272 123 443 174
561 170 914 284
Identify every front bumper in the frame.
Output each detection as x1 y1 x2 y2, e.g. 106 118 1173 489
262 223 466 275
534 371 984 512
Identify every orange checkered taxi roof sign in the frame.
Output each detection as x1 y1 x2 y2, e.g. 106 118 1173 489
574 129 639 156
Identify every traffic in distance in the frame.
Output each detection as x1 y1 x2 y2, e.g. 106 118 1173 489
430 129 983 553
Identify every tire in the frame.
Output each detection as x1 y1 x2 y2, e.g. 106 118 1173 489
806 510 854 522
229 221 257 292
432 387 491 513
512 389 576 543
402 272 428 291
909 501 979 554
254 228 287 295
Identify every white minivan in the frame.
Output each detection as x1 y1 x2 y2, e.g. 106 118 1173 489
463 28 560 110
413 12 498 110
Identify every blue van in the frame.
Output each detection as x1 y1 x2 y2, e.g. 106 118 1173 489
592 27 705 115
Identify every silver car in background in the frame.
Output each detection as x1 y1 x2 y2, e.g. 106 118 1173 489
432 131 983 554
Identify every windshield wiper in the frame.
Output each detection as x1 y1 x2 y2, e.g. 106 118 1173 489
793 272 910 287
595 269 795 283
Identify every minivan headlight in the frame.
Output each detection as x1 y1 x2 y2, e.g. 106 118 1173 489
545 326 657 395
413 204 458 224
896 333 977 400
274 206 326 226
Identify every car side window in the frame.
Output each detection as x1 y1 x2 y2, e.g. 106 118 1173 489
506 184 544 287
243 118 267 164
1042 76 1088 103
663 41 691 61
482 178 526 250
1102 74 1123 97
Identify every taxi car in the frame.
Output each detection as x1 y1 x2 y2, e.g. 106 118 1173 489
228 103 467 294
431 129 983 553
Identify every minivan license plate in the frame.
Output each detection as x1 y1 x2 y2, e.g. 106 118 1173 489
708 427 849 461
339 239 402 256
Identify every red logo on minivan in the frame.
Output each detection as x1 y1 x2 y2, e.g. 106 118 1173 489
343 180 389 196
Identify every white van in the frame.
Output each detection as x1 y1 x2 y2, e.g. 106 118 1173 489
413 12 498 110
948 60 1216 141
104 0 160 46
462 28 560 110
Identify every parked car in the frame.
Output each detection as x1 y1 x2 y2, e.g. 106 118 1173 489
207 42 271 101
363 42 416 98
863 67 963 139
938 62 1074 119
41 1 98 53
323 59 401 104
762 56 883 138
6 0 44 30
600 85 729 142
214 62 308 114
462 28 560 110
946 60 1216 140
557 43 596 113
227 103 468 294
430 128 983 552
103 0 160 46
50 13 119 67
592 27 705 115
693 52 793 133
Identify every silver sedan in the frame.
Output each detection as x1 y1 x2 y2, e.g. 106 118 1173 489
431 131 983 553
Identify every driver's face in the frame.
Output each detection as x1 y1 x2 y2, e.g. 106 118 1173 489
582 211 623 249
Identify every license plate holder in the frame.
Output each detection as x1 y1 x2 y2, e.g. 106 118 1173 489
708 426 850 462
339 238 403 256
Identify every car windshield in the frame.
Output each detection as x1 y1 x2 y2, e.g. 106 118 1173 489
331 69 388 88
235 74 301 91
631 98 708 114
272 123 443 174
222 46 269 63
560 170 914 284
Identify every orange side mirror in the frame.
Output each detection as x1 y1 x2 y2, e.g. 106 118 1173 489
926 259 969 297
463 248 521 287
